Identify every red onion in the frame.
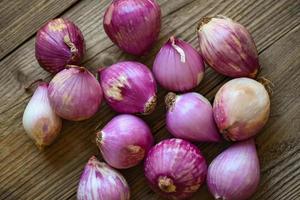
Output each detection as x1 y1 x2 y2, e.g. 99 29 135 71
207 139 260 200
96 114 153 169
23 82 62 149
153 36 205 92
103 0 161 55
165 92 221 142
77 156 130 200
213 78 270 141
144 138 207 199
35 18 85 73
99 61 157 115
48 66 103 121
197 16 260 78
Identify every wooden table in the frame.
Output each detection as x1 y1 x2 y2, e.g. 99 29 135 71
0 0 299 199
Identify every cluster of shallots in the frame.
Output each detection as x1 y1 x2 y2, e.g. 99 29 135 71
22 0 272 200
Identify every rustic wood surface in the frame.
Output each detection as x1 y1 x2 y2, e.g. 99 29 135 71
0 0 299 199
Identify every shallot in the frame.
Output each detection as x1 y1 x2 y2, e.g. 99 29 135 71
103 0 161 55
99 61 157 115
144 138 207 199
96 114 153 169
153 36 205 92
77 156 130 200
23 82 62 149
35 18 85 73
165 92 221 142
197 16 260 78
48 66 103 121
207 139 260 200
213 78 270 141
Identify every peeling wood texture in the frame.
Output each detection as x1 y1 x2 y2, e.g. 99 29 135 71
0 0 300 200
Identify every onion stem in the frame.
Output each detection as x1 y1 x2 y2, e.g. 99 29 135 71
197 17 212 31
96 131 103 144
158 176 176 193
66 65 86 72
165 92 177 111
257 77 274 96
144 95 157 115
24 79 44 92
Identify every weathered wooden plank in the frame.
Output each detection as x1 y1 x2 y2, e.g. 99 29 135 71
0 0 79 60
0 0 299 200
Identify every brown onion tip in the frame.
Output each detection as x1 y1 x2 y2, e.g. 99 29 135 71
221 122 239 141
24 79 44 92
257 77 274 96
95 131 103 144
36 142 46 151
66 65 86 72
143 95 157 115
165 92 177 111
169 36 176 44
158 176 176 193
197 17 212 31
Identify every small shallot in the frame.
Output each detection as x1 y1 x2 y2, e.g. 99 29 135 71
35 18 85 73
99 61 157 115
197 16 260 78
96 114 153 169
213 78 270 141
153 36 205 92
103 0 161 55
144 138 207 199
77 156 130 200
23 82 62 149
48 66 103 121
207 139 260 200
165 92 221 142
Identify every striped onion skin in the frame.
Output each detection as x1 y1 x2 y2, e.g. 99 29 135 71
96 114 154 169
165 92 221 143
48 66 103 121
103 0 161 55
207 139 260 200
99 61 157 115
35 18 85 73
197 16 260 78
144 138 207 200
153 36 205 92
77 156 130 200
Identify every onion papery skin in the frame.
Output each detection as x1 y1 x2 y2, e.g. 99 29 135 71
144 138 207 200
22 83 62 149
77 156 130 200
35 18 85 73
207 139 260 200
96 114 154 169
103 0 161 55
197 16 260 78
166 92 221 142
153 36 205 92
48 66 103 121
213 78 270 141
99 61 157 115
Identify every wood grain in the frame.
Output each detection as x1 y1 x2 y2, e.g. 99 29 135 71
0 0 79 60
0 0 299 200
